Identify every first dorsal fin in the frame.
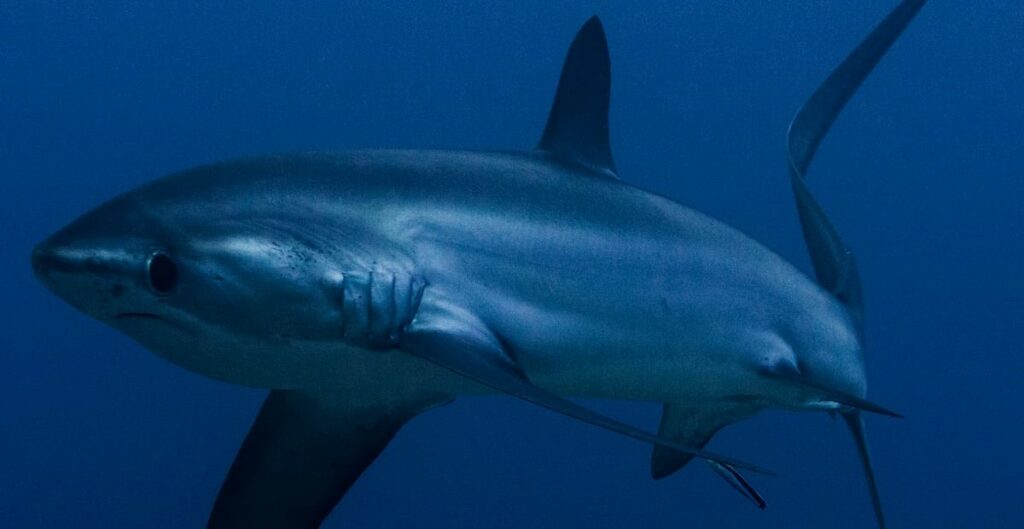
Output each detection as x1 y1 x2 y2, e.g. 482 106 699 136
538 16 617 178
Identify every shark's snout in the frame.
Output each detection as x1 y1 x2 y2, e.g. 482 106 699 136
33 236 91 284
31 241 50 283
31 233 83 288
31 227 141 315
32 235 76 298
31 236 75 289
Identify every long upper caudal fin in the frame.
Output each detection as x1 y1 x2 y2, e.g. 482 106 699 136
401 302 772 477
537 16 617 178
786 2 928 528
208 389 450 529
787 0 926 329
845 411 887 529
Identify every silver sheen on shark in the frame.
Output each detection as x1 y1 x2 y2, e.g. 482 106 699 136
32 1 926 527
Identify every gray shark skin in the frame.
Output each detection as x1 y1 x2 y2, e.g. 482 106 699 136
31 2 927 528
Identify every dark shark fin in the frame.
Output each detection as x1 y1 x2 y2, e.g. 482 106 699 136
402 309 773 476
844 411 887 529
208 389 450 529
538 16 617 178
787 0 927 326
651 403 716 480
651 403 746 478
651 403 766 509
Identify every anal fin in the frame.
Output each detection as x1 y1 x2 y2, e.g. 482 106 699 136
651 403 765 509
651 403 728 479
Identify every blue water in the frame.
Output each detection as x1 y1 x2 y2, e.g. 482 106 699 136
3 1 1021 527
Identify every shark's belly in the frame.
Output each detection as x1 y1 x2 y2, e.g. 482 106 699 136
481 286 779 403
135 155 823 405
415 232 796 404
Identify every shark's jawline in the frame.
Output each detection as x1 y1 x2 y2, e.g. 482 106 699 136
116 312 162 320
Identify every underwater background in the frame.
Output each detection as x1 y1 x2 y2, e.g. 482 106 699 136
2 1 1021 528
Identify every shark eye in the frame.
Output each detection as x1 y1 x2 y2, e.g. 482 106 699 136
147 251 178 295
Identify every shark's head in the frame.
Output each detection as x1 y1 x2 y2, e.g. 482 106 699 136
31 171 348 385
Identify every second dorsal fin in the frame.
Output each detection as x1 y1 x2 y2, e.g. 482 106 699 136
537 16 617 178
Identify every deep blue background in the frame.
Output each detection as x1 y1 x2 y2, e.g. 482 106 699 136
2 1 1021 527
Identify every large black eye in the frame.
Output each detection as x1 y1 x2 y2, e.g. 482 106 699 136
147 252 178 295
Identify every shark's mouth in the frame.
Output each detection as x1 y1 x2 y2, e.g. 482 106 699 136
115 311 195 336
116 311 164 321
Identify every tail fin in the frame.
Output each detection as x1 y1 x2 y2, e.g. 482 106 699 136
787 0 927 328
844 411 887 529
786 1 928 528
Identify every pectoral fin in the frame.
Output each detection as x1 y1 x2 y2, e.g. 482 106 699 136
401 314 772 475
207 389 450 529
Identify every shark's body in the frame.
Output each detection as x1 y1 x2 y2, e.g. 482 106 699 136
120 149 852 403
32 2 927 528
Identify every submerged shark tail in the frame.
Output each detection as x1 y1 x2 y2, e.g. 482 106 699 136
786 1 927 528
787 0 928 326
844 411 887 529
